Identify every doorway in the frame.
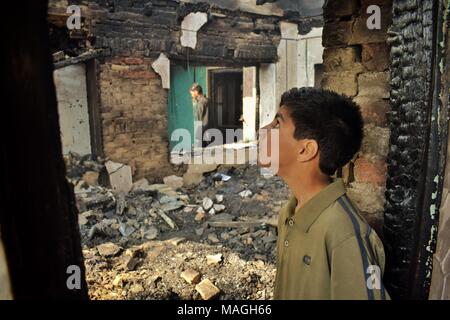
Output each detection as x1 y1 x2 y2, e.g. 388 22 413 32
208 68 243 140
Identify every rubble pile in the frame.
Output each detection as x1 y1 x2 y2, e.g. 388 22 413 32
66 153 289 300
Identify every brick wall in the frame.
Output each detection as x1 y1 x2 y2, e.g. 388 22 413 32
322 0 393 231
99 56 180 182
49 0 296 182
88 0 280 64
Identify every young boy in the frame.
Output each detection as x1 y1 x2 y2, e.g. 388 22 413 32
259 88 389 300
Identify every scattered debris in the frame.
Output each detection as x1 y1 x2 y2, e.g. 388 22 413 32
215 194 224 203
206 253 223 266
122 249 141 271
112 274 124 287
78 210 93 226
163 175 184 190
212 173 232 182
239 190 253 198
195 227 205 236
67 156 287 300
181 269 201 285
195 279 221 300
159 197 185 211
213 204 226 213
119 223 136 237
168 237 187 246
105 161 133 194
82 171 99 186
156 209 178 230
115 193 127 215
144 226 158 240
207 233 220 244
207 219 269 229
195 210 206 222
202 197 214 211
129 283 145 295
97 242 121 257
131 178 150 192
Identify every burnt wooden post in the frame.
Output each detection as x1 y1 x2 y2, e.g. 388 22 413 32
384 0 449 299
0 0 88 299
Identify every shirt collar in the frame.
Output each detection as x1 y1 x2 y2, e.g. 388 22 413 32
285 178 347 233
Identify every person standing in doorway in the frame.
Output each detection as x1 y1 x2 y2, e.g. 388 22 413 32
190 83 209 148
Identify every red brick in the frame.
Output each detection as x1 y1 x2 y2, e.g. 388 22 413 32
124 57 144 65
119 70 156 80
354 157 387 186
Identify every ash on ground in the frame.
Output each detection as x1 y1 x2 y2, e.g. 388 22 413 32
66 153 289 300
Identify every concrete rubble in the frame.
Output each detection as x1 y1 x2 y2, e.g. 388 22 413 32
195 279 221 300
65 153 288 300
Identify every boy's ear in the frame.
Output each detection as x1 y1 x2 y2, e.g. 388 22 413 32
297 139 319 162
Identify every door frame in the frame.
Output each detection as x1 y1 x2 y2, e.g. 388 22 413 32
207 67 243 135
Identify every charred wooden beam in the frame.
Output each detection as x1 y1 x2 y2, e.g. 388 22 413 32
384 0 449 300
53 48 110 69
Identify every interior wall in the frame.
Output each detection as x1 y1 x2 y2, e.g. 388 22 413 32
259 24 324 128
54 63 92 155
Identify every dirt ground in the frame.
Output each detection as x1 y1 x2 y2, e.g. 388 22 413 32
67 155 290 300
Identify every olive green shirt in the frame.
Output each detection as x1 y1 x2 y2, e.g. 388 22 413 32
274 179 390 300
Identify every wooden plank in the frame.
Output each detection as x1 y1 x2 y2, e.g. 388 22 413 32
207 218 276 229
86 59 104 158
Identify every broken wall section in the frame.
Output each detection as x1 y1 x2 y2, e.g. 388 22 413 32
89 0 280 64
100 56 180 182
321 0 392 231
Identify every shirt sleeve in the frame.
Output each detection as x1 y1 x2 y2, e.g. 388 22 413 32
330 235 388 300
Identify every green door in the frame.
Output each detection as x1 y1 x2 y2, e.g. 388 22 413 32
168 65 207 151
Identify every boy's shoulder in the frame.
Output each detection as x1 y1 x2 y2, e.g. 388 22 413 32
317 195 373 249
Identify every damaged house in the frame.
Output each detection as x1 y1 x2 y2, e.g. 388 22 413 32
48 0 325 182
1 0 449 300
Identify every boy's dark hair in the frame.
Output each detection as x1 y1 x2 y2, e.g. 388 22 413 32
190 83 203 94
280 87 364 176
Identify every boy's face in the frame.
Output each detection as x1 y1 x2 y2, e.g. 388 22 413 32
259 105 319 178
259 106 299 175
